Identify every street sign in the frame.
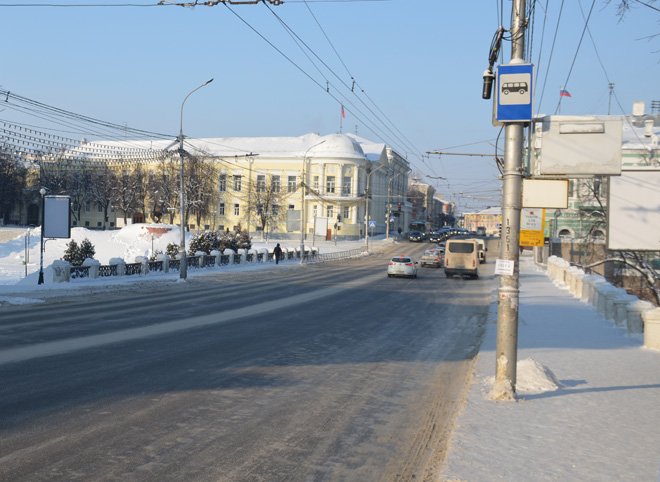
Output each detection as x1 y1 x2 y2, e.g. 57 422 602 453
369 221 376 228
520 208 545 247
496 63 533 122
495 259 515 276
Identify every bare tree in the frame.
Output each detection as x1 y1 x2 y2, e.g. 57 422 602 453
112 168 140 226
245 174 286 238
0 149 27 223
87 165 117 230
148 156 179 224
183 154 218 230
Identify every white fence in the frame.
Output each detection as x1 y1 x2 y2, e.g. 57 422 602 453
546 256 660 350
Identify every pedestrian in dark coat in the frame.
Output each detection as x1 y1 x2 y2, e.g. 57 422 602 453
273 243 283 264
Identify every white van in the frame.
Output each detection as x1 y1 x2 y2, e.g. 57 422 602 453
468 238 487 264
444 239 479 279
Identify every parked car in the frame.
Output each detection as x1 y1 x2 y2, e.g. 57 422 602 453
420 248 443 268
387 255 418 278
407 231 424 242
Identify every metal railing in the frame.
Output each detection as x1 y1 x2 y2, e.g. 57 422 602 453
64 247 366 283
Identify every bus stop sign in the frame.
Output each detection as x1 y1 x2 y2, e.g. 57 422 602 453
496 63 533 123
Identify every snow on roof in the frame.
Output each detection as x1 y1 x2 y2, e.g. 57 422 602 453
345 133 386 162
463 207 502 215
81 133 370 161
622 116 659 150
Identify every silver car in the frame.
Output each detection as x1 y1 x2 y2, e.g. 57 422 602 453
420 248 443 268
387 255 418 278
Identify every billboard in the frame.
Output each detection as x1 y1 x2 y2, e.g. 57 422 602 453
43 195 71 239
608 171 660 251
531 116 622 177
522 179 568 209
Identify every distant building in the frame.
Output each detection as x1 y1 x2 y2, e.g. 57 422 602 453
8 132 411 240
463 207 502 235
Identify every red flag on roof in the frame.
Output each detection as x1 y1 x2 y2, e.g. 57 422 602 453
341 104 346 118
560 89 572 97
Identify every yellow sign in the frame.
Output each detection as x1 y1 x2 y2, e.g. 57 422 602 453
520 208 545 247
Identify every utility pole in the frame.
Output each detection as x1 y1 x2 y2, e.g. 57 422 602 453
608 82 615 115
493 0 527 401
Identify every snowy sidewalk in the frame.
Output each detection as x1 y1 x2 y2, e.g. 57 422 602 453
442 257 660 482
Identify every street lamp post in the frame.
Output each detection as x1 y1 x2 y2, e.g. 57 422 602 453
364 163 388 250
177 78 213 280
300 140 326 264
38 187 46 285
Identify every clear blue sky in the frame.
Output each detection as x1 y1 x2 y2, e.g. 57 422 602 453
1 0 658 212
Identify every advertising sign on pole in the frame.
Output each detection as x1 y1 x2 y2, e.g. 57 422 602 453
44 195 71 239
519 208 545 247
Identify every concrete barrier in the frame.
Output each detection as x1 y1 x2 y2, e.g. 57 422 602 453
82 258 101 279
156 253 169 272
581 275 607 304
612 294 638 327
572 270 586 299
603 287 629 321
224 249 235 265
52 259 71 283
595 284 620 316
642 308 660 350
135 256 150 274
626 300 655 334
109 257 126 276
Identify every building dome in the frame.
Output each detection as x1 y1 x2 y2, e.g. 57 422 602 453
309 134 366 160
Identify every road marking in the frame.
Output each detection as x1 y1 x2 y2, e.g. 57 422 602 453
0 272 384 365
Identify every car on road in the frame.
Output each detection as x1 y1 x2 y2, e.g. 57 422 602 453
444 239 479 279
387 255 418 278
428 231 443 243
419 248 443 268
407 231 424 242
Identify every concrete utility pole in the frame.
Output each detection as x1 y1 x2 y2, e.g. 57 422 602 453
493 0 526 401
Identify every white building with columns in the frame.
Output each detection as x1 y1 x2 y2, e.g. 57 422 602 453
177 132 410 239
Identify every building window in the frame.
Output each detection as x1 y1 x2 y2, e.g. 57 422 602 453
327 205 334 218
85 202 91 213
326 176 335 194
85 221 90 227
233 175 242 191
219 202 225 215
343 206 350 220
97 221 102 227
256 175 266 192
97 203 103 213
272 175 281 193
272 204 279 216
342 176 351 195
288 175 297 192
289 204 295 210
218 224 225 232
234 203 240 216
219 174 226 192
313 176 319 191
